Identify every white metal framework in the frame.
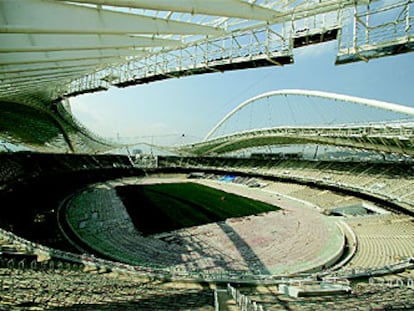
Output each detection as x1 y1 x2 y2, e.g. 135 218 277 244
174 122 414 156
173 90 414 157
1 0 412 103
0 0 413 153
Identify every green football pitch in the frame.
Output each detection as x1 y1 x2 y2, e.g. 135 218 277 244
116 182 280 235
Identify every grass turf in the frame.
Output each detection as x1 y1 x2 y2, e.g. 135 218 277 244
116 182 280 235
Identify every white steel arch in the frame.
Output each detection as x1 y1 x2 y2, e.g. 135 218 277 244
205 89 414 140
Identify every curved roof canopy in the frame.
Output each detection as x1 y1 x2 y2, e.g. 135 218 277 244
1 0 378 103
0 0 412 153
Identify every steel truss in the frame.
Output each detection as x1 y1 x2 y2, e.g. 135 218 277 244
52 0 413 101
336 0 414 64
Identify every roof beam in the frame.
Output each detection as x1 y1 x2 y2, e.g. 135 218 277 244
0 72 87 86
61 0 281 21
0 0 224 35
0 33 180 52
0 49 145 65
0 57 127 74
1 67 98 81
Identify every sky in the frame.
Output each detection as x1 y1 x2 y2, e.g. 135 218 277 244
70 40 414 146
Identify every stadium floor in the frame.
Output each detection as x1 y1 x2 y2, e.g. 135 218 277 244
63 175 345 275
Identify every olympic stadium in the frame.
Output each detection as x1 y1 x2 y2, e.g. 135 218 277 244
1 1 414 310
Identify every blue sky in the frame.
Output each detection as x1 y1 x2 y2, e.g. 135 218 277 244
70 41 414 146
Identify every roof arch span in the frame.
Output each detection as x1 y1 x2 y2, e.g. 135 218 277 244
205 89 414 141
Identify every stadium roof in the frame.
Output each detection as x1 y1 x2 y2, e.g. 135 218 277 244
0 0 412 153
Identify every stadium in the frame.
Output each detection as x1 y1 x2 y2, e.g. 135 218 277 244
1 0 414 310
